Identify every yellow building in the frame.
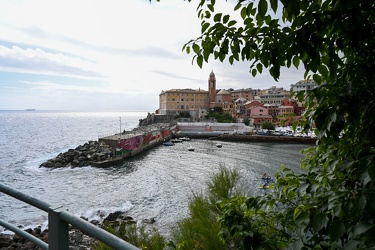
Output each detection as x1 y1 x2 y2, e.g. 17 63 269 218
159 88 209 118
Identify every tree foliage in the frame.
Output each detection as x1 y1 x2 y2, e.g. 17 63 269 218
243 117 250 126
261 120 275 130
206 107 236 123
170 166 240 250
181 0 375 248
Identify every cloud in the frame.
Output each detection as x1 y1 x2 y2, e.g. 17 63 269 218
0 45 103 79
0 0 305 111
150 70 204 82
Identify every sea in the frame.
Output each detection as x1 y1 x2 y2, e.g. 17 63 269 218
0 110 310 237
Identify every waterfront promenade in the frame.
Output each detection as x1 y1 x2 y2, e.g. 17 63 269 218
174 122 317 144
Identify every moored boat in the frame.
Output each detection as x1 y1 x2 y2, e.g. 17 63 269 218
180 137 191 141
171 138 183 143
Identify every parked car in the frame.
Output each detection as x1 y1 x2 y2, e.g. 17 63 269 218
256 130 270 135
270 131 283 136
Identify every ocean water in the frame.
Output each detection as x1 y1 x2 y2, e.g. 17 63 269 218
0 110 310 237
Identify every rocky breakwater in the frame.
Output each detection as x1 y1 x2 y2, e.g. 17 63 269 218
40 141 116 168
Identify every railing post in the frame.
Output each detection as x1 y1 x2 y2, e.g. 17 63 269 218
48 205 69 250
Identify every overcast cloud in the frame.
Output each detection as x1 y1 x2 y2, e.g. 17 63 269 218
0 0 304 111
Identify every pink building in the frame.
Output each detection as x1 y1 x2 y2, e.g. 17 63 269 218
248 106 273 128
245 100 264 117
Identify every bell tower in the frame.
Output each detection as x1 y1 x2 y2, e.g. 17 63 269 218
208 70 216 106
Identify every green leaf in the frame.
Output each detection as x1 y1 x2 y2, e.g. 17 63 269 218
354 195 366 211
312 213 329 233
202 22 210 33
234 3 241 11
197 55 203 68
228 20 237 27
219 52 225 62
313 74 322 85
185 46 190 54
329 218 345 241
240 7 247 19
258 0 268 19
367 164 375 181
214 13 222 22
352 221 373 238
293 205 303 221
251 68 257 77
318 65 329 77
207 4 214 12
192 43 200 54
270 0 278 14
229 56 233 65
256 63 263 74
223 14 229 24
293 56 300 69
205 10 211 19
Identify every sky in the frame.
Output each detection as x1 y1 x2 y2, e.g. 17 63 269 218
0 0 304 111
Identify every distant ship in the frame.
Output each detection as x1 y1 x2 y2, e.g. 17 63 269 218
26 109 36 111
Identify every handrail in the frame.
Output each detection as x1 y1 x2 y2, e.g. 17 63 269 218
0 183 140 250
0 183 50 212
0 219 48 250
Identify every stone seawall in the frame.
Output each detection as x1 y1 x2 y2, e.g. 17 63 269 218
174 133 317 144
217 134 317 144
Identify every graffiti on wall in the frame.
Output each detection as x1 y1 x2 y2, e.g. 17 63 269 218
115 129 170 156
117 135 144 154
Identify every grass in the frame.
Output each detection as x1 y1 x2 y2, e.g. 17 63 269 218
93 165 240 250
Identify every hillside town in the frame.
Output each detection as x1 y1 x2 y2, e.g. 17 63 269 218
158 70 317 129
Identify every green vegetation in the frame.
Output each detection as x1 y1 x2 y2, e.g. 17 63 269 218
243 117 250 126
93 222 166 250
116 0 374 248
178 111 191 118
94 166 240 250
169 166 240 250
277 112 297 126
206 107 236 123
261 121 275 130
180 0 375 248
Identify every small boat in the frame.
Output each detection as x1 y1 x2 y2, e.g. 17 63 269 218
261 177 274 183
180 137 191 141
188 146 195 151
163 141 174 146
216 143 222 148
171 138 183 143
259 176 274 189
257 185 273 189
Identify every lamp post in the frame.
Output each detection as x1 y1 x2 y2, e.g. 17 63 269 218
119 117 121 136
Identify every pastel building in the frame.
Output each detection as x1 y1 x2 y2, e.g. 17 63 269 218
290 80 317 93
249 106 273 128
230 88 254 102
159 70 222 119
258 86 291 104
159 88 209 118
